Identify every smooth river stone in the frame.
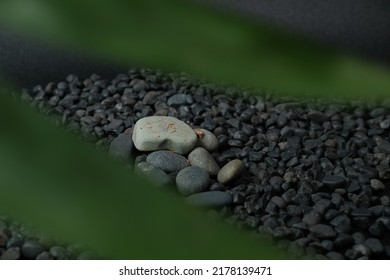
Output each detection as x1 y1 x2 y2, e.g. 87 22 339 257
108 133 134 163
217 159 244 184
185 191 233 208
132 116 197 154
146 150 189 173
176 166 210 196
188 147 220 176
195 128 219 152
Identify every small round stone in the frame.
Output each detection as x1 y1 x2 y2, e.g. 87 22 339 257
132 116 197 154
49 246 68 260
0 247 20 260
307 111 328 123
36 251 53 260
108 133 134 163
217 159 244 185
195 128 219 152
365 238 384 255
176 166 210 196
309 224 337 239
321 175 345 189
370 179 385 191
185 191 232 208
188 147 220 176
21 239 45 259
146 150 189 173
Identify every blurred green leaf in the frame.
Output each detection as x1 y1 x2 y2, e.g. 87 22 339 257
1 0 390 98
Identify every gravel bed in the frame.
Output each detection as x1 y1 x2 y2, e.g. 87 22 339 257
6 68 390 260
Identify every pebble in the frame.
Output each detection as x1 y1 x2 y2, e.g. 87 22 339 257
307 111 328 123
334 233 354 248
167 93 191 106
326 251 345 260
302 211 322 226
370 179 386 191
321 175 345 189
309 224 337 239
132 116 197 154
185 191 232 208
21 239 45 259
188 147 220 176
36 251 53 260
217 159 244 185
365 238 384 255
176 166 210 196
108 133 134 163
135 162 172 186
146 150 189 173
195 128 219 152
0 247 20 260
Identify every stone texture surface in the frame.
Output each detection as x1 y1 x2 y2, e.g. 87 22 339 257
132 116 197 154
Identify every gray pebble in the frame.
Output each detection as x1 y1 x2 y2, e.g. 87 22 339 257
22 239 45 259
309 224 337 239
365 238 384 255
195 128 219 152
185 191 232 208
370 179 385 191
50 246 68 260
326 251 345 260
176 166 210 196
302 211 322 226
146 150 189 173
0 247 20 260
188 147 220 176
217 159 244 184
353 244 371 256
135 162 172 186
108 133 134 163
167 93 191 106
307 111 328 123
321 174 345 188
36 251 54 260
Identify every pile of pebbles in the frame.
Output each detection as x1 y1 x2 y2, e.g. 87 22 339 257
116 115 244 207
9 68 390 260
0 213 95 260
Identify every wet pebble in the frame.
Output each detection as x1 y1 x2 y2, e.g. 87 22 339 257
176 166 210 196
309 224 337 239
195 128 219 152
217 159 244 185
109 133 134 163
146 150 189 173
188 147 220 176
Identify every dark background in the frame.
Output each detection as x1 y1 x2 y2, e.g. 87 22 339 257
1 0 389 87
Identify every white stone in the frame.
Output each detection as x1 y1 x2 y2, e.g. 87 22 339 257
132 116 197 154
